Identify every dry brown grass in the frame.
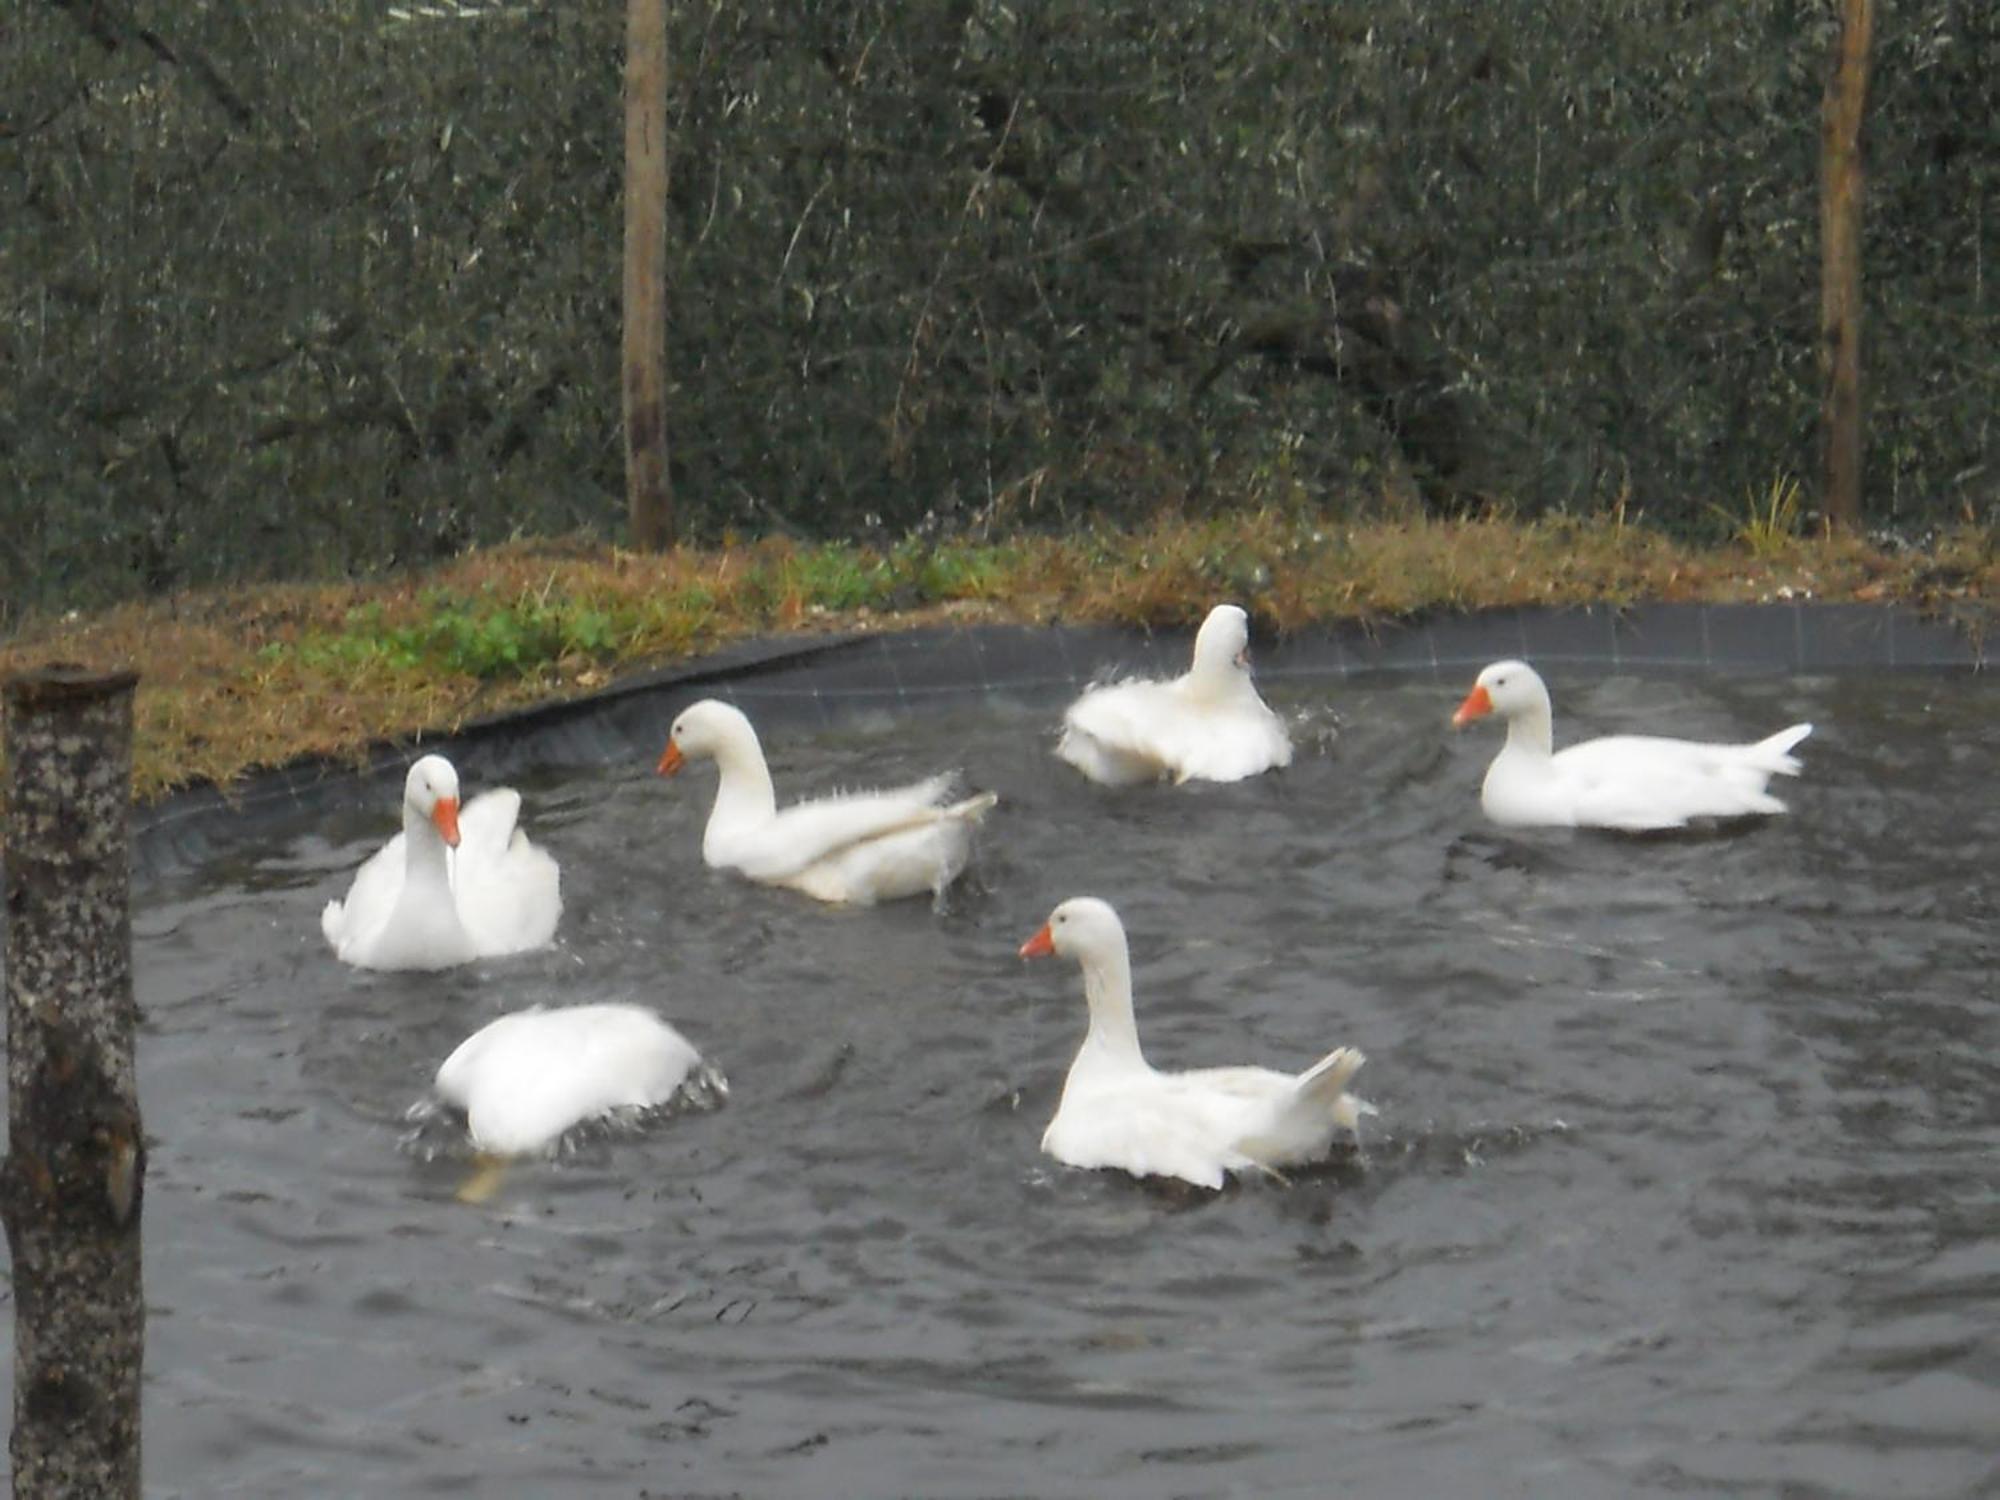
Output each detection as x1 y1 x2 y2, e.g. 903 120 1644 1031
1 514 1990 803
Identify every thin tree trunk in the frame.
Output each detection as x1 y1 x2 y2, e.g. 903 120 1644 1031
623 0 673 550
2 668 146 1499
1819 0 1873 531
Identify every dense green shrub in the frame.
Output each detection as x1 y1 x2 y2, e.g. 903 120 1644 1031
2 1 1991 627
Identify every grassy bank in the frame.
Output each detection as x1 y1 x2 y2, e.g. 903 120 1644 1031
1 512 1991 803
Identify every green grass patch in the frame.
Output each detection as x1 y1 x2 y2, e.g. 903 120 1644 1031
266 588 633 682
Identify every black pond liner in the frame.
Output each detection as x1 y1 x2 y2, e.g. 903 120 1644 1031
135 600 1983 878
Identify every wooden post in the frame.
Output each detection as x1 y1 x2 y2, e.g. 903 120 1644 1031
623 0 673 550
2 668 145 1499
1819 0 1873 531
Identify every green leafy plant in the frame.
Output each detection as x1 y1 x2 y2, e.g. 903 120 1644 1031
786 545 892 611
265 587 637 682
260 603 428 674
901 542 1014 601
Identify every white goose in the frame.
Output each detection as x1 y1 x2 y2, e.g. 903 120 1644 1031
1019 897 1372 1190
657 699 998 905
1452 660 1813 830
321 754 563 971
1056 604 1293 786
434 1003 723 1158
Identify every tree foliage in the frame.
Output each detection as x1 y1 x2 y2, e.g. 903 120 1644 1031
2 0 1992 625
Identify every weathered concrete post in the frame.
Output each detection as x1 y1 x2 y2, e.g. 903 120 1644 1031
1 668 145 1499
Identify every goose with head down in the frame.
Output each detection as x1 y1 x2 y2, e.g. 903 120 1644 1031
1019 897 1372 1190
1452 659 1812 831
658 699 998 906
433 1003 724 1159
321 754 562 971
1055 604 1293 786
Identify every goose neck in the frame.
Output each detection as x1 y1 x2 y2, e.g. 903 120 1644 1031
1503 698 1555 758
402 801 456 889
1181 662 1251 708
1076 944 1148 1070
706 735 779 833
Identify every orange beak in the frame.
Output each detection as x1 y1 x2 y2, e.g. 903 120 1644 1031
431 796 462 848
1451 683 1493 729
1019 923 1055 960
656 741 684 777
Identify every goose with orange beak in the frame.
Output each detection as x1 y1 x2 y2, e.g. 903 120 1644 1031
1018 897 1372 1189
1055 604 1293 786
321 754 563 970
1452 659 1813 831
657 699 997 906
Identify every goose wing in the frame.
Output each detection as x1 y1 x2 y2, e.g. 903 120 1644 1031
321 831 406 954
1557 734 1797 829
720 774 963 880
450 788 563 955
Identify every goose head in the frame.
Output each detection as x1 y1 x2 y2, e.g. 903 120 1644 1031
657 699 755 776
1190 604 1253 679
1021 898 1143 1059
405 754 462 847
1452 659 1551 728
1019 896 1128 965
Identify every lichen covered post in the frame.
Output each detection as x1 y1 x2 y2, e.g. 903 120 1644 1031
2 668 145 1498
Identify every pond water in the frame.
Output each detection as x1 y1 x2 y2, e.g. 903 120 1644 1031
4 656 1997 1498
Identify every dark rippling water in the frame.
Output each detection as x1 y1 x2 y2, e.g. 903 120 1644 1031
3 666 1996 1498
